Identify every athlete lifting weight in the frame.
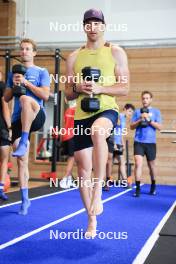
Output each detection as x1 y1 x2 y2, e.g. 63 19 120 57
65 9 129 237
4 39 50 214
130 91 162 197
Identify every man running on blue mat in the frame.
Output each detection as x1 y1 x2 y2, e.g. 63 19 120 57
130 91 162 197
65 8 129 237
4 39 50 214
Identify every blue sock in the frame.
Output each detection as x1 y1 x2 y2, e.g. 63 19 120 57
0 183 8 200
19 188 30 215
20 132 29 145
21 188 29 202
0 183 4 193
12 132 29 157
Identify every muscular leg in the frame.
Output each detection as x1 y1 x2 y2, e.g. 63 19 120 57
147 159 157 195
134 155 143 197
0 146 10 200
104 152 113 191
17 152 30 188
74 147 97 237
106 152 113 181
0 146 10 184
147 160 156 182
64 156 74 177
60 156 75 189
90 117 113 215
12 95 40 157
118 155 127 180
20 95 40 132
134 155 143 181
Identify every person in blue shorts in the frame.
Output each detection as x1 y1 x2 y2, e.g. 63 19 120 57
4 39 50 214
130 91 162 197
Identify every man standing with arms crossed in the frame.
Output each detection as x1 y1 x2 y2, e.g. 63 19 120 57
65 9 129 237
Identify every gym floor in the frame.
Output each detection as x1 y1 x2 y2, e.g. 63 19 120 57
0 183 176 264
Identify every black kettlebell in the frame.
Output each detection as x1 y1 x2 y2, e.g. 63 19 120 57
12 64 27 97
140 107 150 127
81 67 101 112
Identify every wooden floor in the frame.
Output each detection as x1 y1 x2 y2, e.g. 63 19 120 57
7 180 49 193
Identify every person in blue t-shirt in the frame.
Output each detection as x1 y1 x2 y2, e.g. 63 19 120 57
4 39 50 214
130 91 162 197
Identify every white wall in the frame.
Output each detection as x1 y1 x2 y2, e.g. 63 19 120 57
15 0 176 45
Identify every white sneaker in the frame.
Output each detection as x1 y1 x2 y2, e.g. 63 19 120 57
60 177 70 189
41 150 51 158
66 175 74 188
60 175 77 189
66 175 77 188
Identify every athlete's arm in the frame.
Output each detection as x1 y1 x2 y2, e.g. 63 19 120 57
91 45 129 96
65 49 97 100
13 74 50 101
130 119 142 130
4 88 13 102
150 121 162 131
1 97 11 128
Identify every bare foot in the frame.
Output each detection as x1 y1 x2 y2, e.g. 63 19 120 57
85 216 97 239
89 190 103 216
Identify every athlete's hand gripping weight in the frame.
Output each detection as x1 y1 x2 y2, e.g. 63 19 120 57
12 64 27 97
81 67 101 112
140 107 151 127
